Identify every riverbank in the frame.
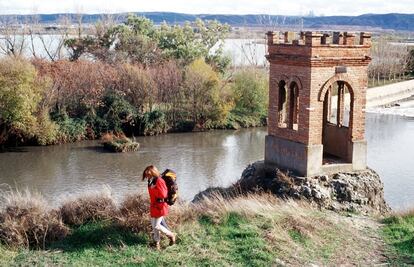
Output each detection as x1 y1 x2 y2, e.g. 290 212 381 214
367 78 414 108
0 188 412 266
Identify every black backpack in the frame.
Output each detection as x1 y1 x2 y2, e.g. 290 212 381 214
161 169 178 206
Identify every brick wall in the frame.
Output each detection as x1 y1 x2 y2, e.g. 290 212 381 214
267 31 371 146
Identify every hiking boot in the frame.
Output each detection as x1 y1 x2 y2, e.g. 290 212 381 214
154 242 161 250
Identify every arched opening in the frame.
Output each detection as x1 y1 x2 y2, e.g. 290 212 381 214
278 80 288 128
322 81 353 164
289 82 299 130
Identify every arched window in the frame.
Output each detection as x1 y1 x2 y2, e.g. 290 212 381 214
289 82 299 130
322 80 354 164
324 81 352 128
278 80 287 128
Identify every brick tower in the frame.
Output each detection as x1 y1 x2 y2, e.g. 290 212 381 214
265 31 372 176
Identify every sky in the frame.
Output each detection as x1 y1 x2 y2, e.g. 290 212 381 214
0 0 413 16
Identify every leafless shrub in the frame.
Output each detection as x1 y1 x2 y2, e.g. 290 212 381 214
116 63 156 113
115 193 151 233
0 189 69 249
0 16 26 57
32 59 118 115
59 187 117 226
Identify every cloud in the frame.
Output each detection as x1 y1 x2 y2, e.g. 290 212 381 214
0 0 413 16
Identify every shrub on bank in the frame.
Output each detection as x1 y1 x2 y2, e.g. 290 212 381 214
116 194 151 233
0 190 69 249
52 112 87 143
60 189 117 226
0 58 50 145
96 93 137 135
226 111 266 129
34 111 60 145
231 67 268 122
140 109 169 136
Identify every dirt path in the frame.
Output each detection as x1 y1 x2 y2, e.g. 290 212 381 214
331 213 390 266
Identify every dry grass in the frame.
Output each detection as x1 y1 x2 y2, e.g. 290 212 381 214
0 189 69 249
59 187 117 226
394 208 414 218
115 193 150 233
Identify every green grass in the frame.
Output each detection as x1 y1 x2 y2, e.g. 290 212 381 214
382 213 414 265
288 229 309 245
0 213 281 267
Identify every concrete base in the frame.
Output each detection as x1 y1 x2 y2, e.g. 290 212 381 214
265 135 367 177
350 140 367 170
322 163 353 175
265 135 323 176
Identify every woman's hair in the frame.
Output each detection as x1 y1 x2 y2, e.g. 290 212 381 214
142 165 160 181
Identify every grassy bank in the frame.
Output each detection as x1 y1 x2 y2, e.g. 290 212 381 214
382 210 414 265
0 189 393 266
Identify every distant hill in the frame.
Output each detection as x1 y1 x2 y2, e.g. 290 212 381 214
1 12 414 31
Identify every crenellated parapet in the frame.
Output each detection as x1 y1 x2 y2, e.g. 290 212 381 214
266 31 372 67
266 31 371 46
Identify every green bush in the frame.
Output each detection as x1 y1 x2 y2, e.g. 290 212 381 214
52 112 87 143
183 59 233 128
231 68 268 118
174 120 196 132
0 58 47 144
140 109 169 136
226 112 266 129
35 111 59 145
87 93 137 136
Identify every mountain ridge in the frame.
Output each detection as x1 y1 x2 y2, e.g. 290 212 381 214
1 12 414 31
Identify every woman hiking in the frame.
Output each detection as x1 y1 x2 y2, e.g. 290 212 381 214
143 165 176 250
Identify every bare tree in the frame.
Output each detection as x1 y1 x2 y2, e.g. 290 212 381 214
0 16 26 57
369 37 411 86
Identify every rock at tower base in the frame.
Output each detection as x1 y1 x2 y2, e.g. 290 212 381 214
238 161 390 215
193 161 390 215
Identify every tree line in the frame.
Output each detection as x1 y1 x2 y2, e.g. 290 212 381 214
0 15 268 147
369 36 414 87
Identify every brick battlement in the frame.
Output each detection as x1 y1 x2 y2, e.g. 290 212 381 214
266 31 371 67
267 31 372 47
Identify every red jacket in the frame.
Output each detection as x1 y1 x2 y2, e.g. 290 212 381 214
148 177 169 218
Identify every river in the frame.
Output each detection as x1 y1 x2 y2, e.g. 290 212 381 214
0 112 413 210
0 36 268 66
